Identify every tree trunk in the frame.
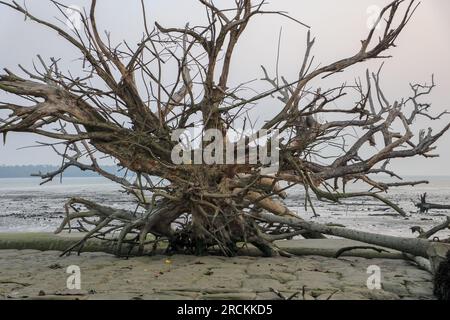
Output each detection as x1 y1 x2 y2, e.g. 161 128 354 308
252 212 450 271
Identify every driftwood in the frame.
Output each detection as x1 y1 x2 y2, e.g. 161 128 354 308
0 233 406 259
334 246 390 259
416 193 450 213
251 212 450 268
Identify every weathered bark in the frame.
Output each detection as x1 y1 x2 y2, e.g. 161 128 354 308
251 211 450 272
0 233 407 259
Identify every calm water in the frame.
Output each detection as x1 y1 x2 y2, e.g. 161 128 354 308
0 176 449 238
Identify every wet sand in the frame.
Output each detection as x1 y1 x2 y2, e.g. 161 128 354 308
0 244 435 300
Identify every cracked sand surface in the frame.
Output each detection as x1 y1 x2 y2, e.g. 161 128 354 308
0 249 434 300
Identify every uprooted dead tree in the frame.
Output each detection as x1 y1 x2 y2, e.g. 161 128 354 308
1 0 450 293
416 193 450 214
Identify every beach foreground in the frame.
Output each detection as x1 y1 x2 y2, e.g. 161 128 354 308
0 238 435 300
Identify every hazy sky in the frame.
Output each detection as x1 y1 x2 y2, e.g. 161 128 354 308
0 0 449 176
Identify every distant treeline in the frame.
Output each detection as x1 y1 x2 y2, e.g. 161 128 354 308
0 165 120 178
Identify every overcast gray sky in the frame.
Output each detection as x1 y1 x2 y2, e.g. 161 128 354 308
0 0 449 176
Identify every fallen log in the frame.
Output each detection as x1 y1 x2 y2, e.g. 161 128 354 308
0 233 404 259
251 212 447 261
416 193 450 213
0 233 131 255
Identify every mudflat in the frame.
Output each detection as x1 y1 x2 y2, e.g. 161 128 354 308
0 248 434 300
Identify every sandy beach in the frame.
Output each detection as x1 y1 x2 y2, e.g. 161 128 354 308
0 238 435 300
